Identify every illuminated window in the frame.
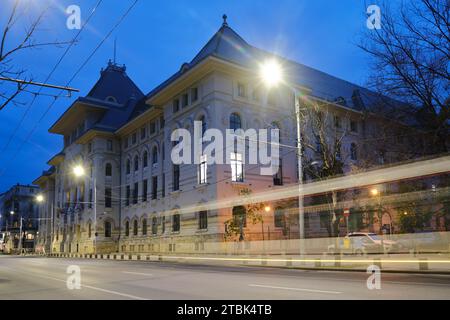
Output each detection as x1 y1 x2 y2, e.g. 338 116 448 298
198 155 208 184
230 152 244 182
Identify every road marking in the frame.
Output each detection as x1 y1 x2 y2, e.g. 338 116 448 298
41 274 149 300
122 271 153 277
249 284 342 295
5 266 149 300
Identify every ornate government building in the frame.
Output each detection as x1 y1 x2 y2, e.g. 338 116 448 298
34 17 424 255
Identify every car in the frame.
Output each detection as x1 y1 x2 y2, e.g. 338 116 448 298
327 232 402 255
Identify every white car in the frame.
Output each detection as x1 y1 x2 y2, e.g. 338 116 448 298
328 232 401 255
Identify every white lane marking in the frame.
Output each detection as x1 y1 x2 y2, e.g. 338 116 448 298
249 284 342 295
122 271 153 277
8 268 149 300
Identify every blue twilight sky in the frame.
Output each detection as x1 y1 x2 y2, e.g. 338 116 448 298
0 0 378 192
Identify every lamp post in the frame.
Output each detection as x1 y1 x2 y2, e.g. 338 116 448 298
73 165 97 255
259 59 305 258
370 187 385 253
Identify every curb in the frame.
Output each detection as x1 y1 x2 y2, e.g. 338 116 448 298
37 252 450 275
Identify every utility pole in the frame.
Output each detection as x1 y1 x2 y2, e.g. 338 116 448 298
18 217 23 254
295 93 305 259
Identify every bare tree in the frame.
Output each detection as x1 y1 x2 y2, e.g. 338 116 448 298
359 0 449 153
0 0 74 111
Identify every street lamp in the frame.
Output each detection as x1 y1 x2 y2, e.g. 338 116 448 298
72 164 97 255
370 186 386 253
260 59 283 88
259 58 306 258
36 194 44 203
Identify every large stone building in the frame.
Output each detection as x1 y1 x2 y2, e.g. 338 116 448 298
34 18 434 255
0 184 40 253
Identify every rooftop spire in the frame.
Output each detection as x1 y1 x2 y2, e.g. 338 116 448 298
222 14 228 27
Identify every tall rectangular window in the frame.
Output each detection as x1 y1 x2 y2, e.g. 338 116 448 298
182 93 189 108
126 186 130 206
237 82 246 97
230 152 244 182
150 122 156 135
132 132 137 144
350 120 358 133
142 179 148 202
273 158 283 186
107 139 113 151
140 127 146 139
198 210 207 230
334 116 341 128
173 165 180 191
173 99 180 113
160 116 165 129
152 176 158 200
191 87 198 103
198 155 207 184
172 214 180 232
133 182 138 204
105 187 112 208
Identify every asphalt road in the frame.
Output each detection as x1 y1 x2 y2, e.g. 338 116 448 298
0 255 449 300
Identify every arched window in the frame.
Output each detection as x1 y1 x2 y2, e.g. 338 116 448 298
143 151 148 168
133 220 138 236
274 207 285 228
199 115 207 135
104 221 112 237
134 156 139 172
230 113 242 130
152 217 158 235
125 221 130 237
232 206 246 227
105 163 112 177
126 159 131 175
142 219 147 236
350 143 358 161
152 146 158 165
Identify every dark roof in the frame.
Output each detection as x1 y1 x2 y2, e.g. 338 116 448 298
50 61 147 135
147 21 411 116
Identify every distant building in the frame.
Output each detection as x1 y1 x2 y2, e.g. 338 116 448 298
0 184 40 253
33 17 436 255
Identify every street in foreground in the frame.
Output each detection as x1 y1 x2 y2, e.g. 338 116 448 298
0 256 449 300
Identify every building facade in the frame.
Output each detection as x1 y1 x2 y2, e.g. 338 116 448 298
0 184 40 253
34 18 437 255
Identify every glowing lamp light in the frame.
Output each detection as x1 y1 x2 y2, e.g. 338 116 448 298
370 188 379 196
73 165 85 177
36 194 44 203
260 59 283 87
264 206 272 213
